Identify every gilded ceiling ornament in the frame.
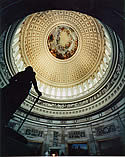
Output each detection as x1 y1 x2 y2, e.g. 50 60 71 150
19 10 105 87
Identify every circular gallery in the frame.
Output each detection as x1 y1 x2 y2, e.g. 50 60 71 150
0 1 125 156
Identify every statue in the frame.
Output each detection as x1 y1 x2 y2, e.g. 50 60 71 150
1 66 42 125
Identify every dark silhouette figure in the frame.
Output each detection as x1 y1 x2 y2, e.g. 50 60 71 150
1 66 42 125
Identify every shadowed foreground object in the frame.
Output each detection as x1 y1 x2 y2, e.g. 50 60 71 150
1 66 41 125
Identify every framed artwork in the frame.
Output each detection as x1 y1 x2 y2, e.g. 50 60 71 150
68 142 89 156
97 137 123 156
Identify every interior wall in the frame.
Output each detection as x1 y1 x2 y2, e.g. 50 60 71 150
0 0 125 156
8 95 125 155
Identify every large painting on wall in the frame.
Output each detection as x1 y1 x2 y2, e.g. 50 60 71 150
68 143 89 156
98 137 123 155
27 141 43 156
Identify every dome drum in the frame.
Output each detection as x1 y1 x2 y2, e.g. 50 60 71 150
3 10 125 119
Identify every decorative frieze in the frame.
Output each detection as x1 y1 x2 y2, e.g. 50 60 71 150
95 123 116 136
25 128 43 137
68 131 86 139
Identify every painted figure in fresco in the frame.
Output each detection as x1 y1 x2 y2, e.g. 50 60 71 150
1 66 42 125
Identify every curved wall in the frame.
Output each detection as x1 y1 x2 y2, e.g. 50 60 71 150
0 0 125 155
0 25 125 154
1 20 125 119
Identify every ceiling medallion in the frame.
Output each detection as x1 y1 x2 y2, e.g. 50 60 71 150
47 25 78 60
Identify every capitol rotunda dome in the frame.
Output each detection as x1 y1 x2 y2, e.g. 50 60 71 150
5 10 122 119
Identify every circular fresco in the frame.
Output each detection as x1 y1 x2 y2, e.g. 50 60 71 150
47 25 78 60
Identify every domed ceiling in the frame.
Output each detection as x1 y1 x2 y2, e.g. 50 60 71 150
2 9 124 119
11 10 112 103
19 10 105 87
